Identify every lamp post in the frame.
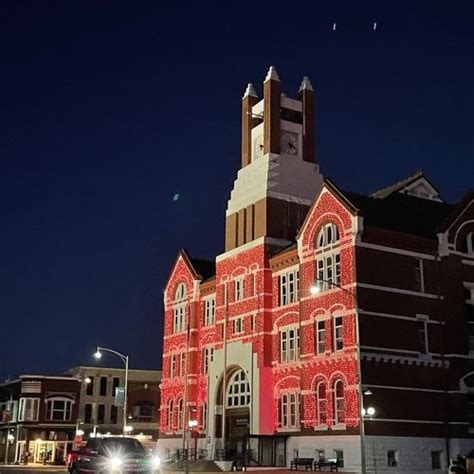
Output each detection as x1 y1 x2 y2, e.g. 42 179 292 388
94 346 129 436
310 278 367 474
186 420 198 474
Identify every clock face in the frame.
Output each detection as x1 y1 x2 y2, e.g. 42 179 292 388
254 135 264 159
281 132 299 155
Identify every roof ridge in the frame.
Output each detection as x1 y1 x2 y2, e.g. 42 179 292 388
371 170 424 199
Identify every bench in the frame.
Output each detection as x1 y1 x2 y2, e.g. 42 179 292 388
314 458 339 472
290 458 314 470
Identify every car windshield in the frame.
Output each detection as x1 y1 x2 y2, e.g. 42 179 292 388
98 438 146 455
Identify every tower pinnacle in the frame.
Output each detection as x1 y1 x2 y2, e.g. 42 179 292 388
265 66 280 82
242 83 258 99
299 76 314 92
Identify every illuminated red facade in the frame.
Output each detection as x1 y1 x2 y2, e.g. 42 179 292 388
158 67 474 473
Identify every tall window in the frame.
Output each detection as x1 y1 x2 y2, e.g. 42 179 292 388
417 317 429 354
316 382 327 425
280 392 299 429
167 400 173 430
316 320 326 354
84 403 92 423
99 376 107 396
173 283 186 333
463 232 474 255
333 380 345 424
202 347 214 375
280 327 300 363
334 317 344 351
235 277 244 301
279 269 299 306
97 404 105 424
177 398 184 430
170 354 178 378
180 351 186 376
112 377 120 396
234 317 243 334
46 398 73 421
204 298 215 326
18 398 39 421
227 370 251 408
86 376 94 396
387 450 398 467
414 258 424 292
201 402 207 431
316 223 340 291
110 405 118 424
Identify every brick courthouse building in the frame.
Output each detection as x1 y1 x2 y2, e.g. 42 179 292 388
158 67 474 472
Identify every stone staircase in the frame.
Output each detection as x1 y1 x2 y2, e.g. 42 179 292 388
162 458 223 472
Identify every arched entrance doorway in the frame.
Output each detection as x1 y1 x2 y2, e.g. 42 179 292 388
215 367 250 464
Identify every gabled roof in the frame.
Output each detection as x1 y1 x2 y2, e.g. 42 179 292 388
190 257 216 281
371 170 443 202
343 191 454 239
438 188 474 233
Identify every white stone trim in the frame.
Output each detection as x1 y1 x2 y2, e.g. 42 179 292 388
356 241 436 260
216 236 290 262
358 283 440 299
359 309 445 324
364 383 462 394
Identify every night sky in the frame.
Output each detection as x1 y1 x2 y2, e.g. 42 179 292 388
1 2 473 379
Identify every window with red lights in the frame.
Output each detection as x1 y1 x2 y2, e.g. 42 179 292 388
316 382 327 425
333 380 345 424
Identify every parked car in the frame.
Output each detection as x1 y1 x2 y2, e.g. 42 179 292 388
70 437 161 474
449 463 467 473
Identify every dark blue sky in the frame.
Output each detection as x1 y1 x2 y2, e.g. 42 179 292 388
1 1 473 379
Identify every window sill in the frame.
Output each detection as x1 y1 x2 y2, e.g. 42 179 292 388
332 423 346 431
314 424 328 431
277 427 300 433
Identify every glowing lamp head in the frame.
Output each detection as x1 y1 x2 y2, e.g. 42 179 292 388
367 407 376 416
84 377 92 384
94 349 102 360
188 419 198 428
310 284 321 295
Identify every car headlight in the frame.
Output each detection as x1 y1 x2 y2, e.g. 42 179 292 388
152 456 161 469
109 457 123 469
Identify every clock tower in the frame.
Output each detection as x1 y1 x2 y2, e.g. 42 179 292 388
225 66 323 251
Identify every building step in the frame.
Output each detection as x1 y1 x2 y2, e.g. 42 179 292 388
163 459 223 472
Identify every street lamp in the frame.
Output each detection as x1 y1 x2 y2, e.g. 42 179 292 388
310 278 367 474
93 346 129 436
184 420 198 474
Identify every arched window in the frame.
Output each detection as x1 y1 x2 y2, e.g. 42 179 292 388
316 223 339 248
177 398 184 430
315 223 341 292
333 380 345 424
226 370 251 408
201 402 207 431
167 399 173 430
173 283 187 333
315 382 327 425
